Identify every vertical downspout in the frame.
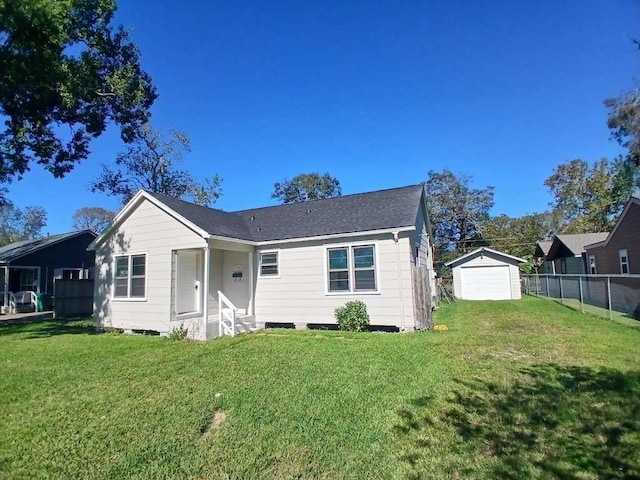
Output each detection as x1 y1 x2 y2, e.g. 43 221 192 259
203 244 210 340
393 232 406 331
248 250 254 316
3 265 7 309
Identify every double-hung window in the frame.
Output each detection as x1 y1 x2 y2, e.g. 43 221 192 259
327 244 377 293
619 249 629 275
114 254 146 299
259 251 279 277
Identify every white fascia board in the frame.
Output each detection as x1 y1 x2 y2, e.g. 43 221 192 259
255 226 416 246
87 190 210 250
445 246 527 267
208 235 256 246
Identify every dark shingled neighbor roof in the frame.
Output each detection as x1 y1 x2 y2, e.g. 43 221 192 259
535 241 552 257
0 231 96 263
148 184 425 242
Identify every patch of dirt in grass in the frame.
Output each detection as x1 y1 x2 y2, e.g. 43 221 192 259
199 410 227 440
490 345 531 361
313 334 355 341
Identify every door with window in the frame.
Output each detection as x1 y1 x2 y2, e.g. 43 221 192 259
176 250 202 314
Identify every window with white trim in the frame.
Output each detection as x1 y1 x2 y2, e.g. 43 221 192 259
259 251 279 276
114 254 146 298
619 249 629 275
588 255 597 275
327 245 377 293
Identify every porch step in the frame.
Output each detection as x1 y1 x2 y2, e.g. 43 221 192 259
235 315 257 335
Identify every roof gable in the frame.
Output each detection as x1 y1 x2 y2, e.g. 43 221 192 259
445 247 526 267
0 230 97 263
147 192 254 241
535 241 552 258
585 196 640 250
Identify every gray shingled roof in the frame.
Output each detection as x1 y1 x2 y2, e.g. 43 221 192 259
556 233 610 254
149 184 424 242
147 193 254 241
553 232 610 256
536 241 552 256
0 231 95 263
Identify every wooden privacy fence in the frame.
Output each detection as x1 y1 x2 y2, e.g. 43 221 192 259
412 265 433 330
53 279 94 318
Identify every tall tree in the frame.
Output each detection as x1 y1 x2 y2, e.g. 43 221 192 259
272 173 341 204
425 169 494 254
604 40 640 168
544 158 637 233
482 212 561 265
90 124 222 206
0 202 47 246
0 0 156 195
72 206 115 233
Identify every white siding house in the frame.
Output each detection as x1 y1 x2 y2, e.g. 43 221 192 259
90 184 435 339
446 248 525 301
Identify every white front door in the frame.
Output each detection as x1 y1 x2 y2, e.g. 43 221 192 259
176 250 201 314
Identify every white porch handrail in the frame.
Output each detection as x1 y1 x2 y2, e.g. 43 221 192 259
218 290 236 337
8 292 16 314
5 291 37 314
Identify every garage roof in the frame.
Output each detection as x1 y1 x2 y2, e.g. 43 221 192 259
445 247 527 267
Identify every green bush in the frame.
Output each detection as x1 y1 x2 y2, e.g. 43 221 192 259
168 323 189 341
335 300 370 332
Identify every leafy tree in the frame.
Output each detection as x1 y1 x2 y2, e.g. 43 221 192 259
272 173 341 204
90 124 222 206
72 206 115 233
0 202 47 246
425 169 494 254
481 212 562 272
544 158 638 233
0 0 157 194
604 40 640 168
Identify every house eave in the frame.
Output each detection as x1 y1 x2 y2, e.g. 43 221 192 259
445 247 527 267
597 196 640 249
254 226 416 246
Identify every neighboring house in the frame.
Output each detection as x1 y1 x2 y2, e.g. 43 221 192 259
584 195 640 275
534 241 554 274
89 184 436 340
544 232 609 275
0 231 97 313
445 247 526 300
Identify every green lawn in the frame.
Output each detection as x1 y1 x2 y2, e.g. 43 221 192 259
1 296 639 479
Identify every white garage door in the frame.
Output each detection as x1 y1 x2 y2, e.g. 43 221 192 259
460 265 511 300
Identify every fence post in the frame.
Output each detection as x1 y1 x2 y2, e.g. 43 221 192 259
559 276 563 304
578 276 584 313
607 276 612 321
545 276 550 298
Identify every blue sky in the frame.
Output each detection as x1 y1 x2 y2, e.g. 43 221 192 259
7 0 640 233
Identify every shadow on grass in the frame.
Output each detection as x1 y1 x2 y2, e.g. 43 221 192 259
0 318 99 339
394 364 640 479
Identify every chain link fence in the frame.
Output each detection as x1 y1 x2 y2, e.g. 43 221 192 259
523 274 640 328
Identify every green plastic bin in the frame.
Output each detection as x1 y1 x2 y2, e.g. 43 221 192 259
35 292 45 312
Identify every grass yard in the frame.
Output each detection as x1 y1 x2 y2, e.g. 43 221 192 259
1 296 639 479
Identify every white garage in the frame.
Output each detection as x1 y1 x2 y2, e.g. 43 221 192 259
445 247 526 301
